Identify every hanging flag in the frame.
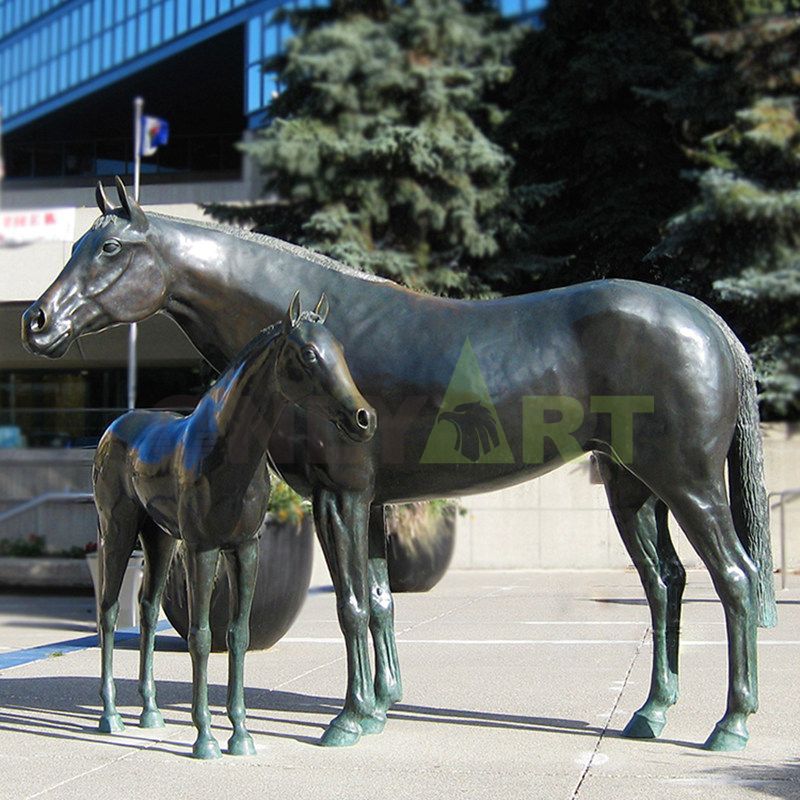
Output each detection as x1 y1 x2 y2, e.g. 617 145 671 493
140 115 169 157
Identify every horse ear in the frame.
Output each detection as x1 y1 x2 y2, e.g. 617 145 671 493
114 176 149 230
95 182 112 215
283 290 301 333
314 293 329 324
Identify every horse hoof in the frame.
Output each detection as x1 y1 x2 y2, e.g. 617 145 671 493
704 724 749 752
360 713 387 735
622 711 666 740
228 733 257 756
192 737 222 760
98 713 125 733
319 721 362 747
139 710 165 729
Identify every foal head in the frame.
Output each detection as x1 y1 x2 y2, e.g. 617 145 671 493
22 178 168 357
276 292 376 443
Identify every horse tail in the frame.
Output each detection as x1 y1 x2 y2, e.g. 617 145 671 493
697 301 777 628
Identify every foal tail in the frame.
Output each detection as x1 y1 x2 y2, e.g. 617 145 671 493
709 312 777 628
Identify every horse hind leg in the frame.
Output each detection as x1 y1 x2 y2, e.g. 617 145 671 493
222 539 259 756
96 503 141 733
186 546 223 760
137 519 178 729
597 456 685 740
663 481 759 751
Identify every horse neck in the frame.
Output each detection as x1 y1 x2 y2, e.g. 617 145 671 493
155 219 285 370
205 332 287 472
151 216 388 372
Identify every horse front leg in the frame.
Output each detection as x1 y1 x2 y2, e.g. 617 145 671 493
137 521 178 729
366 504 402 734
222 539 259 756
314 487 375 747
96 506 140 734
186 546 223 760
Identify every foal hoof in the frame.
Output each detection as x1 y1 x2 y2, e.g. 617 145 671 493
360 712 387 735
98 713 125 733
319 720 362 747
139 709 165 729
622 711 666 740
704 723 749 752
227 733 257 757
192 736 222 760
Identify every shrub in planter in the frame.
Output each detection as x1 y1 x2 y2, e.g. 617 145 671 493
161 478 314 652
386 501 457 593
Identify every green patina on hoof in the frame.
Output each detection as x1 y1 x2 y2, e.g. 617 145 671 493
192 737 222 760
621 711 666 740
98 713 125 733
319 720 362 747
139 709 165 729
360 713 387 735
704 724 749 752
227 733 257 756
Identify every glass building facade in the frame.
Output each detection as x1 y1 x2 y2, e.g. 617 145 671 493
2 0 546 135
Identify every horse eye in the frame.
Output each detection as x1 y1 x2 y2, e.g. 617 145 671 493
102 239 121 255
301 347 318 364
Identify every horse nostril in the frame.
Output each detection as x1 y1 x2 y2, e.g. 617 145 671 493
35 307 47 331
356 408 372 430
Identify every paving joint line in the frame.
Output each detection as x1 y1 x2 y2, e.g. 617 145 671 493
570 625 649 800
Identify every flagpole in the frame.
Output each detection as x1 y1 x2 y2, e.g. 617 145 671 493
127 97 144 411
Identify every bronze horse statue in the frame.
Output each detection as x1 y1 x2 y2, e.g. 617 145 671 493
23 179 775 752
92 290 375 759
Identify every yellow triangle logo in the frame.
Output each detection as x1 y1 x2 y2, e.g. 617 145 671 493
420 338 514 464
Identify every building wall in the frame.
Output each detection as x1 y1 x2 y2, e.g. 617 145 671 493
452 422 800 572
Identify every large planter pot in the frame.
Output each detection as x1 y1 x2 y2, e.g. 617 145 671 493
386 502 456 593
161 515 314 652
86 550 145 629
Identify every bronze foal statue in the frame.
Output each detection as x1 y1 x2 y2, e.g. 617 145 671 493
23 179 775 752
91 290 375 759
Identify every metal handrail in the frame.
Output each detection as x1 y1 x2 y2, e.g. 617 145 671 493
0 492 94 525
769 488 800 590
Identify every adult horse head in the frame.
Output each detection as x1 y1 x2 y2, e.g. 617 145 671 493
21 178 169 357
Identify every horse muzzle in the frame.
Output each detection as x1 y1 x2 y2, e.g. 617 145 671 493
21 301 73 357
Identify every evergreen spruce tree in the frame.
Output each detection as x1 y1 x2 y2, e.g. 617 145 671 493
209 0 523 296
650 14 800 417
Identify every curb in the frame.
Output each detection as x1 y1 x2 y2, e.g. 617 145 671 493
0 557 92 589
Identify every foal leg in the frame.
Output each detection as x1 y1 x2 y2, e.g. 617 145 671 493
365 504 402 734
96 505 140 733
665 481 759 751
137 520 178 729
314 487 375 747
186 547 223 760
598 456 685 739
222 539 259 756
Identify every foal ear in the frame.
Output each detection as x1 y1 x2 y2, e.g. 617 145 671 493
283 290 302 333
314 293 330 324
95 182 112 215
114 176 149 231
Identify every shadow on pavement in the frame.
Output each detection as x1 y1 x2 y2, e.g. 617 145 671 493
0 674 637 755
695 761 800 799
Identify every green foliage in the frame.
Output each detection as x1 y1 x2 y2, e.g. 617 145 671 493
500 0 730 286
650 15 800 417
0 534 46 557
209 0 524 296
268 474 311 525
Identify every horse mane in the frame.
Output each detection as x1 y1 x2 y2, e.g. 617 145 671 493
147 212 390 284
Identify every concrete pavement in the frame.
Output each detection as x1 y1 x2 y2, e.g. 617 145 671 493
1 569 799 800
